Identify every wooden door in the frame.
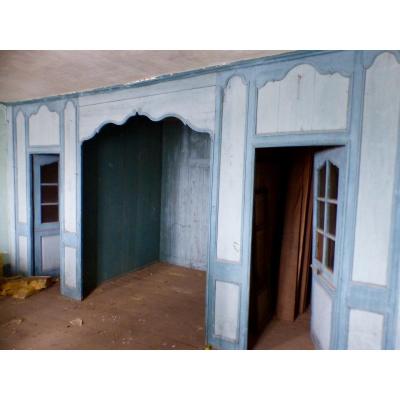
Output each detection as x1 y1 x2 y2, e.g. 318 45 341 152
33 155 60 276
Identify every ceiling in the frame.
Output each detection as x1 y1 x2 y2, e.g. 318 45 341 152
0 50 288 103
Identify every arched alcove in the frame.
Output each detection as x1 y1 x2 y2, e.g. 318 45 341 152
81 115 211 296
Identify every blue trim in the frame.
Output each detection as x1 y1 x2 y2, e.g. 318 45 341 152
385 51 400 349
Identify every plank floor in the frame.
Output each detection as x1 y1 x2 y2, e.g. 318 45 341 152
252 310 315 350
0 262 314 350
0 262 206 350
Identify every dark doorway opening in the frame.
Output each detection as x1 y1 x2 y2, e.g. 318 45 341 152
31 154 60 277
248 147 323 349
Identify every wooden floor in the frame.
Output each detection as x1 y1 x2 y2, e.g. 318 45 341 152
0 262 314 350
0 262 206 350
252 310 315 350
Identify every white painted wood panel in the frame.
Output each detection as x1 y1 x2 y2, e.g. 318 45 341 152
79 73 217 107
16 112 27 224
64 246 76 289
257 64 349 134
160 122 210 269
216 76 247 262
64 102 77 233
79 86 216 141
41 235 60 272
214 280 240 341
18 235 28 274
311 280 332 349
28 105 60 146
6 106 16 268
348 309 384 349
352 53 400 286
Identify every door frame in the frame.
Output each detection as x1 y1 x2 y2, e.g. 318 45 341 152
245 141 350 349
31 153 61 276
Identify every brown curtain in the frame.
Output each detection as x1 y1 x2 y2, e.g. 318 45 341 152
275 152 313 322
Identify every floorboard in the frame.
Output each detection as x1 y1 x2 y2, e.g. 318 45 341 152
0 262 205 350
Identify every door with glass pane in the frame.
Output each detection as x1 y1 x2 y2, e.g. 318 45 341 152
311 147 347 349
33 155 60 276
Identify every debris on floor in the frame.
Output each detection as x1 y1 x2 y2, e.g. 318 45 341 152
2 318 24 327
69 318 83 327
0 276 53 299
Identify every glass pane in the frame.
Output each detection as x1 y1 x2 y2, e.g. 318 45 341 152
317 201 325 230
328 162 339 200
325 238 335 271
318 163 326 197
327 203 337 236
41 205 59 223
316 233 324 262
41 161 58 184
41 185 58 204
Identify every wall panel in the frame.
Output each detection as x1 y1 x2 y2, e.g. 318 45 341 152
348 309 384 349
64 102 77 233
216 76 247 262
29 105 60 146
257 64 349 134
352 53 400 286
214 280 240 342
64 246 77 289
160 120 210 269
16 112 27 224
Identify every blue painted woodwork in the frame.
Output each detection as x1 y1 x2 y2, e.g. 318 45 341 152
32 154 60 276
4 50 400 350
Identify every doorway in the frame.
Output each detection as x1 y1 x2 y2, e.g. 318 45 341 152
248 145 346 349
31 154 61 277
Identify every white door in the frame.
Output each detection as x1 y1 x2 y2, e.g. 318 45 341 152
311 147 347 349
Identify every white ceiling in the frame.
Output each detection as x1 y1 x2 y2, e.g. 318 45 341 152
0 50 288 103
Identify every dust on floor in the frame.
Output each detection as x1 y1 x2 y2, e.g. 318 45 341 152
252 310 315 350
0 263 206 350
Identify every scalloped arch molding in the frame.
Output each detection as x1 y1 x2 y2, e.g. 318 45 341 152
79 85 216 142
256 64 350 134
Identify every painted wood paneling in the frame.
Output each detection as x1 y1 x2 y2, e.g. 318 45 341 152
353 53 400 286
79 86 216 141
214 280 240 342
160 119 210 269
16 111 27 224
64 246 76 289
64 102 77 233
82 117 162 294
28 105 60 146
348 309 384 349
311 280 332 349
256 64 349 134
79 73 217 107
18 235 28 274
0 105 9 261
216 76 248 262
41 235 60 272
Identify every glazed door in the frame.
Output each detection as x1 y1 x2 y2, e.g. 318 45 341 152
311 147 347 349
33 155 60 276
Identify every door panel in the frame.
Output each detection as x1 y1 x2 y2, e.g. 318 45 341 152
311 147 347 349
33 155 60 276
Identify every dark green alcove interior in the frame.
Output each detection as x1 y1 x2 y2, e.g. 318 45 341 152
82 116 164 296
